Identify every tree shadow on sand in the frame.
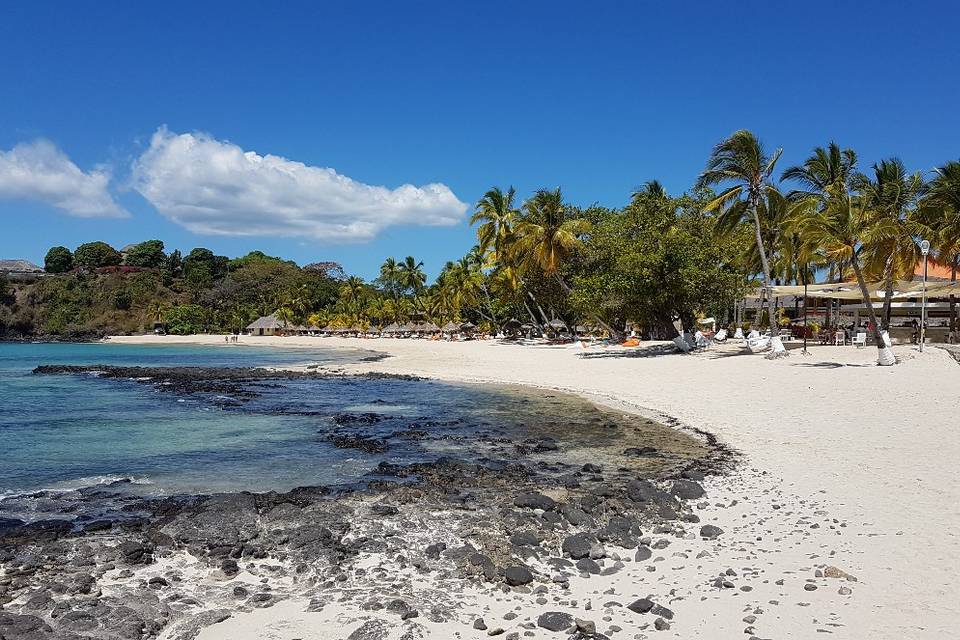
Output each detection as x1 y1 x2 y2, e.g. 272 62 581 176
579 343 681 359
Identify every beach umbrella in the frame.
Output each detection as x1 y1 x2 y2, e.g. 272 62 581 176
418 321 441 333
502 318 522 329
381 322 401 334
546 319 568 331
441 321 461 333
459 321 476 331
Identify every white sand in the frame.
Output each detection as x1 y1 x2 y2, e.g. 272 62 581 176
107 334 960 639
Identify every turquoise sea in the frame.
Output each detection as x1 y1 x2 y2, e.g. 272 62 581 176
1 342 684 522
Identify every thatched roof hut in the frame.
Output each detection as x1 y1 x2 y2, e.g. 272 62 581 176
246 315 286 335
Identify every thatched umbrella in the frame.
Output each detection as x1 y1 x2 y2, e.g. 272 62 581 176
321 324 338 333
381 322 401 334
459 321 476 331
441 321 461 333
502 318 522 329
546 319 568 332
417 321 441 333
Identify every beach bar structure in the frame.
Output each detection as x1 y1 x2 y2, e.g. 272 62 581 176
743 259 959 344
245 314 287 336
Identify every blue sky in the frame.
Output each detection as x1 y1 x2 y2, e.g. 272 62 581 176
1 1 958 280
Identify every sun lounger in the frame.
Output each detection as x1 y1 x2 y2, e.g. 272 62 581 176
672 335 693 352
747 335 771 353
694 330 710 348
714 329 728 343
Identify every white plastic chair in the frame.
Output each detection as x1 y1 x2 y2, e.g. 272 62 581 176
834 330 845 346
714 329 728 343
733 328 744 340
853 332 867 348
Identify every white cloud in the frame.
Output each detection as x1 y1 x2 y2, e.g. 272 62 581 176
132 128 467 241
0 140 127 217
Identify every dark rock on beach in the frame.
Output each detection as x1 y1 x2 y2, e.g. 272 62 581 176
537 611 574 632
513 492 558 511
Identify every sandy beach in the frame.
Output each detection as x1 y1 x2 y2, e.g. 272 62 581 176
95 334 960 640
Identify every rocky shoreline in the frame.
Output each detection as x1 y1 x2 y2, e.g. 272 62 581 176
1 365 733 640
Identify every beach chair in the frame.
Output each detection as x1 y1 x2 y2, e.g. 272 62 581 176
747 335 771 353
694 330 710 349
672 335 693 353
733 328 744 340
714 328 728 343
747 329 760 341
853 332 867 348
834 330 845 346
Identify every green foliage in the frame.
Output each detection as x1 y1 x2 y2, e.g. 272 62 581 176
113 289 132 310
164 304 208 335
44 246 74 273
228 251 295 271
124 240 167 268
74 242 122 268
569 194 748 336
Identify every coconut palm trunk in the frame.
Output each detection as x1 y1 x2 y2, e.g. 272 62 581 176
951 257 958 334
881 259 895 329
850 259 895 365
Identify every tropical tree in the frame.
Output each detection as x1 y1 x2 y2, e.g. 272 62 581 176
853 158 926 329
397 256 426 294
512 188 591 288
918 160 960 331
698 130 785 351
781 142 859 327
274 304 295 332
794 191 897 365
471 186 518 261
378 257 402 301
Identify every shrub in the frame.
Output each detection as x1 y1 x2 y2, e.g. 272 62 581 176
44 246 74 273
74 242 122 268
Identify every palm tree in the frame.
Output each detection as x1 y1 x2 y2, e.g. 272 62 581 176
365 297 388 330
379 257 402 301
274 304 295 333
697 130 785 350
512 188 591 288
854 158 926 329
795 191 897 365
397 256 426 294
471 187 518 261
918 160 960 331
781 143 858 202
339 276 367 321
781 142 859 328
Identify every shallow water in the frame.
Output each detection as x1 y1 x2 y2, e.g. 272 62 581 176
0 342 704 520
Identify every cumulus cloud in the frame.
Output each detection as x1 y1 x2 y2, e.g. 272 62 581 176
132 128 467 241
0 140 127 217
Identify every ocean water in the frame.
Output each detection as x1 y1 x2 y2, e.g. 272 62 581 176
0 342 702 521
